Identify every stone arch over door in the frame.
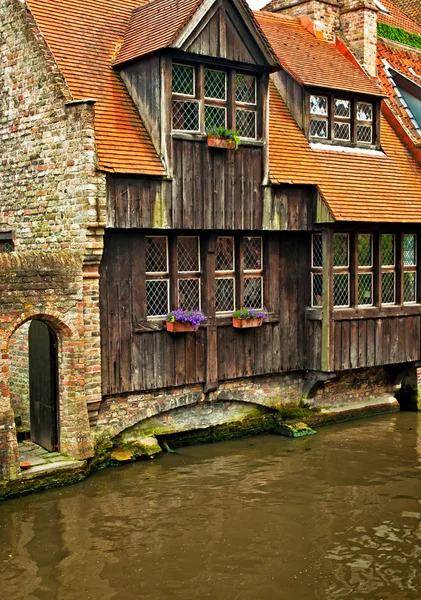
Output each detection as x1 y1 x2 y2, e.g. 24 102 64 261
0 311 94 482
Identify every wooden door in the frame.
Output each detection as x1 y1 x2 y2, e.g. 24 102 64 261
29 320 59 452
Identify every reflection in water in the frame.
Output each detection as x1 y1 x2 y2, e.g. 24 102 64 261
1 413 421 600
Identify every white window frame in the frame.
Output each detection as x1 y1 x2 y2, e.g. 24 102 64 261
146 278 170 319
145 235 169 275
244 236 263 273
172 63 195 98
204 68 227 101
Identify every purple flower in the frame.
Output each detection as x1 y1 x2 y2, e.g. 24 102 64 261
166 308 207 327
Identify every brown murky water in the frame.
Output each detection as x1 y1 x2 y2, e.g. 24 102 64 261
1 412 421 600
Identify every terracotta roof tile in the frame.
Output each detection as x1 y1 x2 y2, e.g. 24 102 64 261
377 0 421 34
269 82 421 222
26 0 165 175
391 0 421 25
255 11 384 96
377 38 421 145
114 0 204 66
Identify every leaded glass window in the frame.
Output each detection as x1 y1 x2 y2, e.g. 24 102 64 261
311 234 323 307
205 69 226 100
235 74 256 104
381 234 395 305
310 95 328 140
333 98 351 141
333 234 349 307
357 234 373 306
403 234 417 304
356 102 373 144
172 64 194 96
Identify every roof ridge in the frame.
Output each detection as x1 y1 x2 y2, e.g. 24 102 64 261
378 34 421 54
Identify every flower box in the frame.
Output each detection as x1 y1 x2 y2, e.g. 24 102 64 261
166 321 198 333
232 317 263 328
207 136 237 150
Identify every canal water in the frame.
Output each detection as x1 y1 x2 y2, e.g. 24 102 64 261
1 412 421 600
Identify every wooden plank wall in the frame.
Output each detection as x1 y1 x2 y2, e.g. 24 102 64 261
333 316 421 371
100 230 310 396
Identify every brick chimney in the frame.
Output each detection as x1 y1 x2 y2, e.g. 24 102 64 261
340 0 378 77
266 0 378 76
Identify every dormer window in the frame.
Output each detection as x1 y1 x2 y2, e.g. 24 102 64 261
172 62 258 140
309 93 376 147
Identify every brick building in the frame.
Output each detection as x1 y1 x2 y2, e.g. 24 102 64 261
2 0 421 485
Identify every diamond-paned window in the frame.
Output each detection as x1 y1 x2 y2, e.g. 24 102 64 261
235 74 256 104
358 234 372 266
205 105 226 130
236 109 256 139
381 234 395 266
244 237 262 271
333 273 349 307
404 234 416 266
178 237 199 272
216 277 235 313
312 273 323 307
146 279 169 317
382 272 395 304
358 273 373 306
0 238 14 253
356 125 373 144
178 278 201 311
205 69 226 100
357 102 373 121
216 237 234 272
334 122 350 141
310 119 328 139
244 277 263 308
172 64 194 96
334 99 350 118
146 237 168 273
310 95 328 116
404 272 416 303
333 234 349 267
172 100 200 132
312 234 323 268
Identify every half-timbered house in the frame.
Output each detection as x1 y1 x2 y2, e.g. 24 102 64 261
3 0 421 483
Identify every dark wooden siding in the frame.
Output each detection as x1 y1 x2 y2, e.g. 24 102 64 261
100 230 310 396
267 186 315 231
333 315 421 371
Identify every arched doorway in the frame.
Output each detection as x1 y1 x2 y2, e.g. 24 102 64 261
28 320 59 451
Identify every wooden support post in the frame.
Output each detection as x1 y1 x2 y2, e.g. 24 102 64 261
203 233 218 393
322 228 333 372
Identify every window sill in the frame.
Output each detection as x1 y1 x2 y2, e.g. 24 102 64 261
305 305 421 321
133 312 279 332
171 132 264 147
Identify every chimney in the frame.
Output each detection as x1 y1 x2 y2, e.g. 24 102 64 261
266 0 341 42
340 0 378 77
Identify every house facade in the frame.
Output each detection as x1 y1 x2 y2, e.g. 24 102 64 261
2 0 421 484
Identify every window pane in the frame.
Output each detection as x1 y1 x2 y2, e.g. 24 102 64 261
0 240 14 253
334 122 350 141
244 277 263 308
310 95 328 116
146 279 169 317
333 233 349 267
178 237 199 272
178 279 201 311
235 74 256 104
310 119 327 138
356 124 372 144
216 237 234 271
358 273 373 306
172 64 194 96
244 237 262 271
334 99 350 118
404 272 416 303
204 69 226 100
404 234 416 266
357 102 373 122
236 109 256 139
381 234 395 266
312 234 323 268
381 272 395 304
312 273 323 307
172 100 200 131
333 273 349 307
358 234 372 266
205 105 226 130
146 237 167 273
216 278 235 312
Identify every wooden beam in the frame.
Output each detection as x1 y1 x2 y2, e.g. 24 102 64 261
203 233 218 392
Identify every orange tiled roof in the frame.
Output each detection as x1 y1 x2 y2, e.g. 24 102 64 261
269 82 421 222
377 0 421 35
391 0 421 25
255 11 384 96
114 0 204 66
377 38 421 145
26 0 165 176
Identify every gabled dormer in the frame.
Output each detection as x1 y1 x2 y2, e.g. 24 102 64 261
113 0 278 171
